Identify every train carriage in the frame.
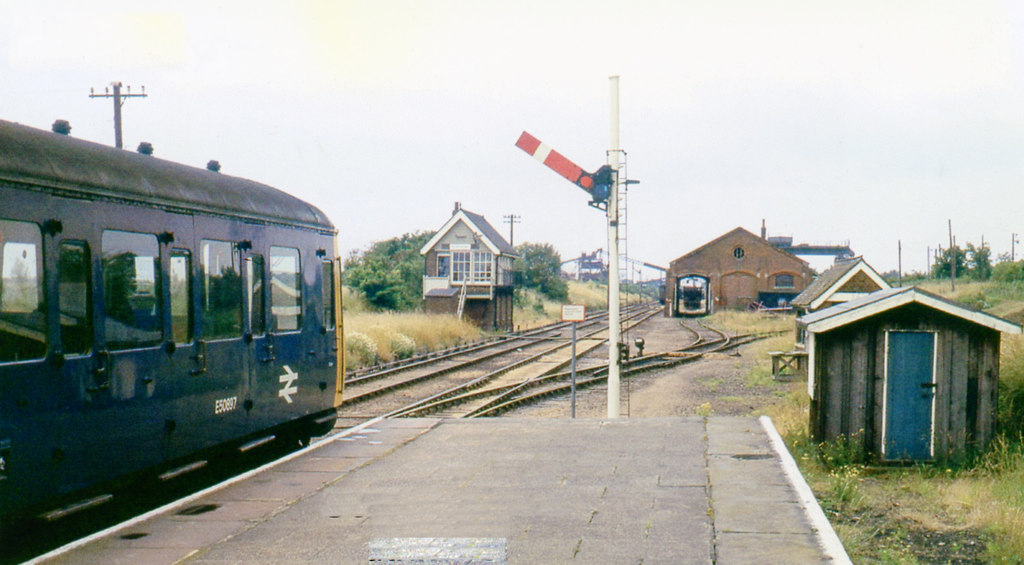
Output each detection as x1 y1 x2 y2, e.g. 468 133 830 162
0 119 343 527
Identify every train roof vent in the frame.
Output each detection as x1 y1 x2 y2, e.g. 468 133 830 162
206 160 221 172
52 120 71 135
137 142 154 155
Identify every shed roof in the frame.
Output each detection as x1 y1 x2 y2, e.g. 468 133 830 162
799 286 1022 335
791 257 889 310
419 206 517 257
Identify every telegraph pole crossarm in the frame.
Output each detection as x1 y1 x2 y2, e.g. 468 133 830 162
89 82 148 149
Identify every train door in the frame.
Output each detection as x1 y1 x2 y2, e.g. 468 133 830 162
184 236 250 450
0 217 56 521
259 244 309 434
243 249 273 434
93 228 171 474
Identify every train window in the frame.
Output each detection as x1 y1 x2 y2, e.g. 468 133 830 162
247 254 266 335
0 220 46 362
58 241 92 355
201 240 242 339
322 259 335 331
452 251 470 283
270 246 301 331
170 250 193 344
472 251 492 283
102 230 162 350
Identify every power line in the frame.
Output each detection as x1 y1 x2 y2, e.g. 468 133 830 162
89 81 147 149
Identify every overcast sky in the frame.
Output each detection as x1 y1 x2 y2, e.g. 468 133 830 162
3 1 1023 277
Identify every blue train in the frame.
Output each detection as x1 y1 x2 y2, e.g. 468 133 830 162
0 119 343 528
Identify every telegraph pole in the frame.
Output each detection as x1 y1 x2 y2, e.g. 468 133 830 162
503 214 521 246
89 82 147 149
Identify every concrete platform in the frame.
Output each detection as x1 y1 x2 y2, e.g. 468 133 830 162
36 417 850 564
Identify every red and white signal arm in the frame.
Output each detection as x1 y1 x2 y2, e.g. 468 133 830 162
561 304 586 322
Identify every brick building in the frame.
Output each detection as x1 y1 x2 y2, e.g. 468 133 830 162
665 227 815 315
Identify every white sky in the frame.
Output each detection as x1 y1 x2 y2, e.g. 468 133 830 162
3 1 1023 277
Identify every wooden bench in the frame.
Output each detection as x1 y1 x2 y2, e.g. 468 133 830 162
769 350 808 381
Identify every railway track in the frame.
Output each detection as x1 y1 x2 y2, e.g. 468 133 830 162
335 303 656 420
337 307 767 422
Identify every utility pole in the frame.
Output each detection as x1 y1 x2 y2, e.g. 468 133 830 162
949 219 956 292
898 240 902 287
1013 233 1019 262
503 214 521 246
90 82 147 149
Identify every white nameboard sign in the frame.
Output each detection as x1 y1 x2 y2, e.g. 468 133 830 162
561 304 585 322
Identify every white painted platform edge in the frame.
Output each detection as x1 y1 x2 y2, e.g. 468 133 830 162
759 415 853 565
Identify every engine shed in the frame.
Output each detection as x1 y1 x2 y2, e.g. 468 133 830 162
420 203 517 331
798 287 1021 462
664 227 815 315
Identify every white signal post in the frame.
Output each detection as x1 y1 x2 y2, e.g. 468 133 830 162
607 75 622 419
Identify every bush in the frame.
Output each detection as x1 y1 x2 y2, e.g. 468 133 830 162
345 331 378 368
389 333 416 359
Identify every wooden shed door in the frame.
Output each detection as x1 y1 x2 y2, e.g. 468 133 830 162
884 331 936 461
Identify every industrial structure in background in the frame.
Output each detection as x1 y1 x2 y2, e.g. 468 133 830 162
420 203 517 331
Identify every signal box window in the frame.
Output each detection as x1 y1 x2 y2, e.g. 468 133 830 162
0 220 46 362
472 251 492 283
170 250 193 344
437 254 450 278
59 241 92 355
102 230 162 350
452 251 470 283
271 246 302 331
201 240 242 339
247 254 266 335
322 259 335 331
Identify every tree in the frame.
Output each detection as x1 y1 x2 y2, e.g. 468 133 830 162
514 242 568 301
931 246 967 280
344 232 434 310
966 243 992 281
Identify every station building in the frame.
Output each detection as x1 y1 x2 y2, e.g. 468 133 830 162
665 226 815 315
420 203 517 331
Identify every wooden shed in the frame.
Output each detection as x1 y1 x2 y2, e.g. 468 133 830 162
798 286 1021 462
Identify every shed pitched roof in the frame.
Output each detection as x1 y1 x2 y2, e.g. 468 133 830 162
419 206 517 257
799 286 1022 335
791 257 890 310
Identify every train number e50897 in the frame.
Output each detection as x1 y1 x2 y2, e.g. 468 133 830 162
214 396 239 415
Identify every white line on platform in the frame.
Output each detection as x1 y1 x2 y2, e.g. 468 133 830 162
759 415 852 565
